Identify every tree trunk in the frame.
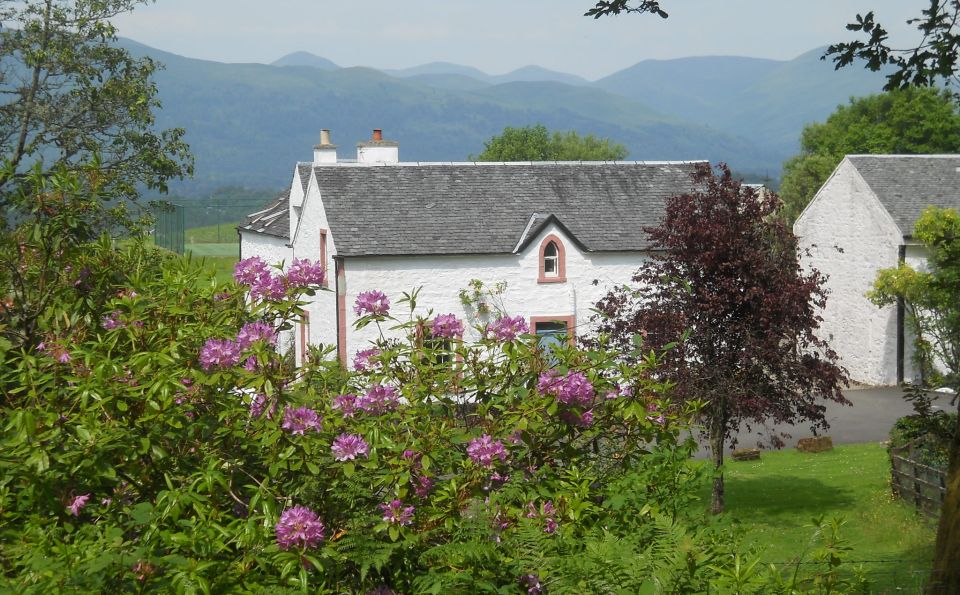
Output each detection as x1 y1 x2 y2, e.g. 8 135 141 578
709 409 727 515
928 411 960 593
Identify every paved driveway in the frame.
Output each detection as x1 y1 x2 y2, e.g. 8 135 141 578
691 386 953 458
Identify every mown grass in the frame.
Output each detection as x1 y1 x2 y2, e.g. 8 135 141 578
185 222 241 245
194 255 238 285
707 442 936 593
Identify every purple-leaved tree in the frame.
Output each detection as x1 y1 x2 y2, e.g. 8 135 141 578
591 163 849 514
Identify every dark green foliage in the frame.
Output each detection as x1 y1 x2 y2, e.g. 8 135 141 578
0 0 192 213
779 88 960 224
890 412 957 469
470 124 628 161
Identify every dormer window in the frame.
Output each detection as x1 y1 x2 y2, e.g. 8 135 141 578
543 242 559 275
538 234 566 283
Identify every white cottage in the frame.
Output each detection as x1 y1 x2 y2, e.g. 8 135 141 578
239 130 704 367
794 154 960 386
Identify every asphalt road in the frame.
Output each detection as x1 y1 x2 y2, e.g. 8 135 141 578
691 386 954 458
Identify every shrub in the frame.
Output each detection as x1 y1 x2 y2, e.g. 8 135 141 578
1 237 734 592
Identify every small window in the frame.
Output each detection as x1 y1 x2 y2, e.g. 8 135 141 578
535 320 567 350
543 242 559 275
416 321 453 366
538 235 566 283
424 337 452 365
530 316 575 347
319 229 329 287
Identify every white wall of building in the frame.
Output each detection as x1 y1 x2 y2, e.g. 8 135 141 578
291 171 339 362
238 231 291 268
794 159 904 385
317 223 646 367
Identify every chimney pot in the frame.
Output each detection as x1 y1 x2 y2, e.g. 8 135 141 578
372 129 383 141
320 129 332 145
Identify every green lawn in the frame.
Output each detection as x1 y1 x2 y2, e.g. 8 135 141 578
194 255 238 285
708 443 936 593
185 222 241 245
187 242 240 257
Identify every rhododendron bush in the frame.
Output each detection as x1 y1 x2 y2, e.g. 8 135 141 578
0 233 711 592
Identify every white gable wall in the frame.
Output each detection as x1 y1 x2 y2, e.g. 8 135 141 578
291 170 339 362
794 158 904 385
239 231 291 268
320 223 646 368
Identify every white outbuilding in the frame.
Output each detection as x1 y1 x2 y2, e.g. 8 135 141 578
239 129 705 367
794 155 960 386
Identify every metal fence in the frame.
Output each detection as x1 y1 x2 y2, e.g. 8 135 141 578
152 199 270 255
890 443 947 517
154 201 184 254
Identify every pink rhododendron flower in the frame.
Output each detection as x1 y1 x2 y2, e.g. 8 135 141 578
234 256 271 286
281 406 322 435
467 434 508 467
352 348 381 371
286 258 326 287
520 574 544 595
249 393 270 418
380 499 414 526
275 505 325 550
101 311 123 330
485 315 529 341
234 257 285 301
331 433 369 461
430 313 464 339
537 370 595 407
199 338 241 370
413 474 434 498
236 321 277 350
332 393 358 418
67 493 90 516
354 290 390 316
357 384 399 414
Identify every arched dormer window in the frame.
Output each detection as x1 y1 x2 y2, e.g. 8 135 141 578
538 234 566 283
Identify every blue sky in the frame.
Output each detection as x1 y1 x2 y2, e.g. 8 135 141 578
113 0 922 79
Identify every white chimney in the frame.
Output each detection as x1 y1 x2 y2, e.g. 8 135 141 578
356 128 399 164
313 129 337 164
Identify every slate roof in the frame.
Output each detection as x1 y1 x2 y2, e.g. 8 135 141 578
238 164 312 238
238 188 289 238
309 162 704 257
848 155 960 236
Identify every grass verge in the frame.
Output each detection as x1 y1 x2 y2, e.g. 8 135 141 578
707 442 936 593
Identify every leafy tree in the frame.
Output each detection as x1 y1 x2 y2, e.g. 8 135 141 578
472 124 628 161
779 87 960 224
590 163 849 514
584 1 667 19
869 206 960 593
826 1 960 91
0 0 192 214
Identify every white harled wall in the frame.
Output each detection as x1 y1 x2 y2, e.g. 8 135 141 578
318 223 646 367
290 171 339 362
794 159 904 385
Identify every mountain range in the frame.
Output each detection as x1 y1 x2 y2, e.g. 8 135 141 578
120 40 890 196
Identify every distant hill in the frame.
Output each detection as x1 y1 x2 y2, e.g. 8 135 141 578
118 38 894 196
272 51 340 70
595 55 782 123
385 62 589 87
594 49 889 156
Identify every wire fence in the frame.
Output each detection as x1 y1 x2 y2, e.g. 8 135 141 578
153 199 269 255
